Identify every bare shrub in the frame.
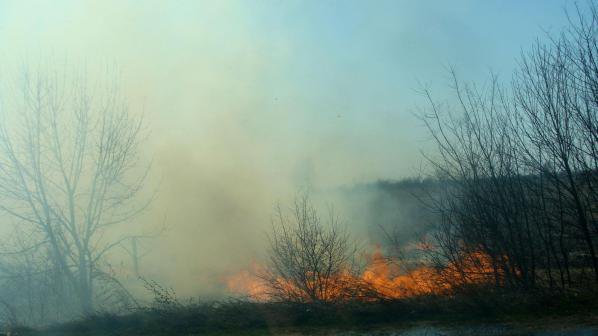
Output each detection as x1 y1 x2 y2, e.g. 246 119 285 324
260 194 366 303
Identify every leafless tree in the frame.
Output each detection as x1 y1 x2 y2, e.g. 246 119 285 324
513 1 598 283
419 70 531 289
260 194 364 303
417 1 598 292
0 65 151 317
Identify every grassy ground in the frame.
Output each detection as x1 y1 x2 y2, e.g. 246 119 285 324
20 290 598 336
29 316 598 336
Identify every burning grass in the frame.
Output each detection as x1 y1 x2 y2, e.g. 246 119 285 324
224 248 501 302
30 252 598 335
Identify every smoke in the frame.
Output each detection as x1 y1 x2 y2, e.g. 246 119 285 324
138 141 276 297
0 0 574 300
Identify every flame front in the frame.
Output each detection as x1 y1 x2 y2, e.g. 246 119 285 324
224 248 500 301
224 262 271 301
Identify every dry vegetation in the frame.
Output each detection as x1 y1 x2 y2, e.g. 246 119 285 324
2 2 598 335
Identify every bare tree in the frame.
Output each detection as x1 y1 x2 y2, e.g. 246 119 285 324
261 194 363 303
420 70 532 289
0 65 151 316
514 1 598 282
417 1 598 292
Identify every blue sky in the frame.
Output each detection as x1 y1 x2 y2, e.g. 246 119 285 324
0 0 577 188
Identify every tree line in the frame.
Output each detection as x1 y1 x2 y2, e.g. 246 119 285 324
420 2 598 291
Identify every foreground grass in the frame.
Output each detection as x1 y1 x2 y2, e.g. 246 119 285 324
24 289 598 336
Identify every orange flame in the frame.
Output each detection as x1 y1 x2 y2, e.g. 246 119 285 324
223 262 271 301
224 248 501 301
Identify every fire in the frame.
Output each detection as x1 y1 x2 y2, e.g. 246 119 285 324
360 249 439 298
223 262 270 301
224 248 500 301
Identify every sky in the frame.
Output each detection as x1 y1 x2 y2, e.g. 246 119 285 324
0 0 576 186
0 0 579 296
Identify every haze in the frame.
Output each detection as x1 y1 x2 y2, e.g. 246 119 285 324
0 0 575 297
